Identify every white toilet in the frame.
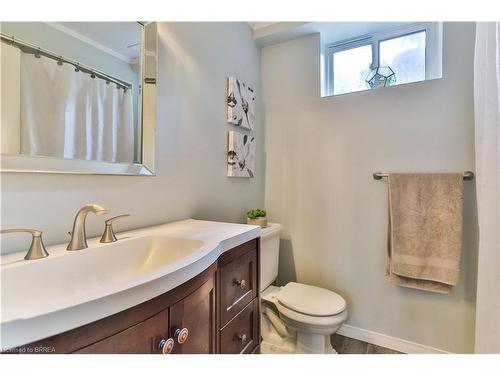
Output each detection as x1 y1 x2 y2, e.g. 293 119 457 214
260 223 348 354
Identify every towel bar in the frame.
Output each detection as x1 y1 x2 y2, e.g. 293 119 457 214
373 171 474 181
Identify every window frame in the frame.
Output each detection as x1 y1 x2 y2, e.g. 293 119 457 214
324 22 439 97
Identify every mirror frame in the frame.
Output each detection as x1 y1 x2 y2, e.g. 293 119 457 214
0 21 157 176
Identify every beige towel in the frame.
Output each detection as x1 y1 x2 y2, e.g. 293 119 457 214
386 173 464 293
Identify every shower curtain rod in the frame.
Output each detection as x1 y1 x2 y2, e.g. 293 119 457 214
1 33 133 90
373 171 475 180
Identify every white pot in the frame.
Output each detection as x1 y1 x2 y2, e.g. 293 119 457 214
247 217 268 228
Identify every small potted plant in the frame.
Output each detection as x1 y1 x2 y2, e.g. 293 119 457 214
246 208 267 228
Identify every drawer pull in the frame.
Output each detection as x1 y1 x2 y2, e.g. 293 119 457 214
237 334 247 344
173 327 189 344
233 279 246 290
158 338 175 354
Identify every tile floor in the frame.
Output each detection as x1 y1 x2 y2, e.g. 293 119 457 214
331 334 402 354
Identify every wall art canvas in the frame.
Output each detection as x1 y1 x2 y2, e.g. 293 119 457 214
226 76 256 130
227 131 255 178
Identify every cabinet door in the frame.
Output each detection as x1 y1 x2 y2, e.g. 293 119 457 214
75 309 169 354
169 272 216 354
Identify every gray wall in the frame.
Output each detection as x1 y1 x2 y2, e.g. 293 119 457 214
262 22 478 353
1 22 265 254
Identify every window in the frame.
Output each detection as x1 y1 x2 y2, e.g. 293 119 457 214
333 44 372 95
323 23 441 97
379 31 426 86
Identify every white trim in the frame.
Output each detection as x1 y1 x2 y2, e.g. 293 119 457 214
337 324 452 354
249 22 278 31
44 22 131 63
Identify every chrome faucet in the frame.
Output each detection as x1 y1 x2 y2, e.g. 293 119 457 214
67 204 108 251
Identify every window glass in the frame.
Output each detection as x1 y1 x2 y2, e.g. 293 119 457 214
333 44 372 95
379 31 426 86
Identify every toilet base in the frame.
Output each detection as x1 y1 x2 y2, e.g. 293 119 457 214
295 331 335 354
261 339 296 354
261 334 338 354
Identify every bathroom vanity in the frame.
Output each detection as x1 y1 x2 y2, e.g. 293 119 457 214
1 220 261 354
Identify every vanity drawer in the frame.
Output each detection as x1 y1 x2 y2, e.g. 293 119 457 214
220 299 259 354
218 240 258 326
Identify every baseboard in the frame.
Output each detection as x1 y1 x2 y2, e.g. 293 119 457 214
337 324 452 354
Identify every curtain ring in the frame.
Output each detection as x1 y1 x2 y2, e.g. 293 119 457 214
57 56 63 66
90 71 96 79
75 64 80 72
34 48 41 58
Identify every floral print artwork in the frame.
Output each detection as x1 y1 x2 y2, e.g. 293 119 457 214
227 131 255 178
227 76 255 130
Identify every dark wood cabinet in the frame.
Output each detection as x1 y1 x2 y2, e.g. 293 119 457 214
9 238 260 354
75 309 169 354
169 272 216 354
76 273 216 354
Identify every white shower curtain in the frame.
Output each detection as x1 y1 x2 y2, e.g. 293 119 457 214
20 53 134 163
474 22 500 354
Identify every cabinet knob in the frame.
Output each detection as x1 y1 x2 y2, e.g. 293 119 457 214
173 327 189 344
233 279 246 290
237 334 247 344
158 338 175 354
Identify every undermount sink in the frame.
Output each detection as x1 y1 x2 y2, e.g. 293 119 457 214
1 234 216 323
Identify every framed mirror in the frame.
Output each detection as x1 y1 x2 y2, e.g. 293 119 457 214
0 22 157 175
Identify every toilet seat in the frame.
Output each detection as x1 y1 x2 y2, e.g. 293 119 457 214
274 299 348 328
275 282 346 317
269 282 347 329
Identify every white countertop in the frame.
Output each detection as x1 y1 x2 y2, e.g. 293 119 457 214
0 219 261 350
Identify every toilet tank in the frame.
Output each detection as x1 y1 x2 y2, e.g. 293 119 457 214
259 223 282 292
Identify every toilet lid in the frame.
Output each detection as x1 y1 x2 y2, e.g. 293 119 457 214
276 282 346 317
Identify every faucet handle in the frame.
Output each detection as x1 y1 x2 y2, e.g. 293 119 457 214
1 228 42 236
104 214 130 225
0 228 49 260
100 214 130 243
